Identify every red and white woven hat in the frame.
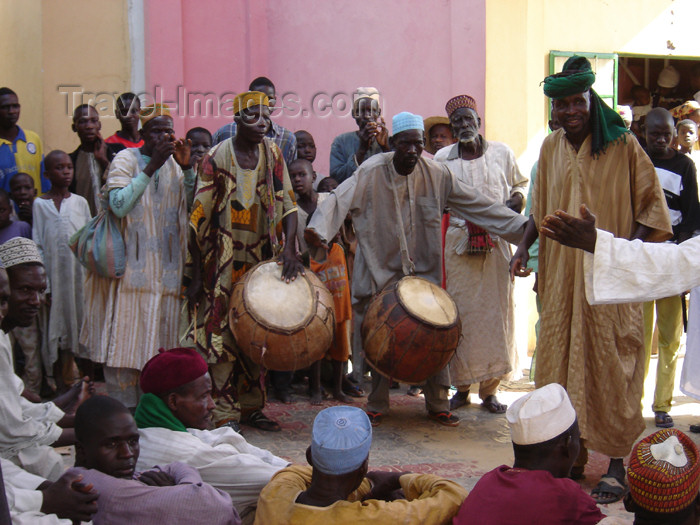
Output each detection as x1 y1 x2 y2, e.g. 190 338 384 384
628 428 700 514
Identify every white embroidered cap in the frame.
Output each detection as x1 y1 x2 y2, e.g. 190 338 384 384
0 237 43 268
506 383 576 445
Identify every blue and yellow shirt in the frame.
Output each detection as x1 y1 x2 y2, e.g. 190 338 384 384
0 126 49 193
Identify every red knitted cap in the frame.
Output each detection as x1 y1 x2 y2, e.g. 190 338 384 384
445 95 478 118
140 347 208 394
628 429 700 514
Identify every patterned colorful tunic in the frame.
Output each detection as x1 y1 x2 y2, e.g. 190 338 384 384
184 137 296 363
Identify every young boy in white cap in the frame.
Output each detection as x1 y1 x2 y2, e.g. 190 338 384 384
254 405 467 524
453 383 605 524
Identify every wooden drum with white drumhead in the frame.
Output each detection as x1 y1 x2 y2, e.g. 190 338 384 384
361 276 461 384
229 261 335 370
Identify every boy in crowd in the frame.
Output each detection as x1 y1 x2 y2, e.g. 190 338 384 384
0 190 30 244
676 119 700 178
295 130 324 189
0 88 49 194
643 108 700 429
8 173 36 226
105 92 144 148
186 127 213 170
69 104 124 216
290 159 355 404
70 396 240 525
33 150 91 390
677 119 698 155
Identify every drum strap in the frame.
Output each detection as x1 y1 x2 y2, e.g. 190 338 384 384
386 163 416 276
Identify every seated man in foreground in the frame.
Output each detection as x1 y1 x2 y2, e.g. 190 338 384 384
454 383 605 524
0 237 92 480
69 395 240 525
133 347 288 518
255 405 467 524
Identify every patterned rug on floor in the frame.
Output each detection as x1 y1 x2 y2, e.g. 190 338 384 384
240 378 635 522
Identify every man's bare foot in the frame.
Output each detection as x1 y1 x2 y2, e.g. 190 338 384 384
332 389 352 403
310 389 323 405
77 378 95 406
481 395 507 414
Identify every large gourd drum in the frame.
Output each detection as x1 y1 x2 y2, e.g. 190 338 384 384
229 261 335 370
361 276 461 384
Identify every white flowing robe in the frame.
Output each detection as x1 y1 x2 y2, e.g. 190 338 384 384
434 141 528 385
1 458 75 525
0 331 64 481
32 195 91 364
80 150 189 370
583 229 700 402
136 426 288 514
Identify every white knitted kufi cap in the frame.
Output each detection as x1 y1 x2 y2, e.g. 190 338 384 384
506 383 576 446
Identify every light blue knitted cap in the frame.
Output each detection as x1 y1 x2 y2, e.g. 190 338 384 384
311 406 372 475
392 111 424 136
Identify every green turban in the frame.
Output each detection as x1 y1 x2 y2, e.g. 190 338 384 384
543 56 595 99
543 56 628 157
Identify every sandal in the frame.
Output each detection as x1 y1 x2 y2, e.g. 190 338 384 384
243 410 281 432
428 411 460 427
366 411 383 427
654 411 674 428
591 475 628 504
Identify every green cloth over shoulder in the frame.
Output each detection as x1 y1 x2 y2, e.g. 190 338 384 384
134 392 187 432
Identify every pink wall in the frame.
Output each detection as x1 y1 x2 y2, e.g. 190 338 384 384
144 0 486 175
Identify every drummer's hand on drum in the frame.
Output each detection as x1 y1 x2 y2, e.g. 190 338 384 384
279 245 305 283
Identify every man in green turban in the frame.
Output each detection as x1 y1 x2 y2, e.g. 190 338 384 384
510 56 672 504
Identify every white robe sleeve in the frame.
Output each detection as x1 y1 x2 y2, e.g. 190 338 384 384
584 229 700 304
2 458 44 514
306 174 358 261
136 427 287 513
